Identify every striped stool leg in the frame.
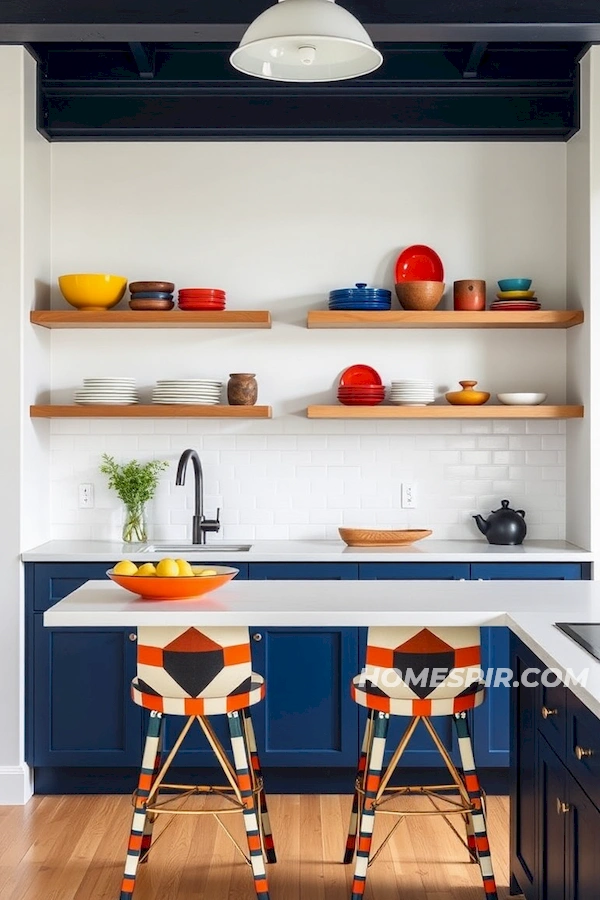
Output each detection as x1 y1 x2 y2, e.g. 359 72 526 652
228 711 270 900
351 711 389 900
344 709 375 864
242 709 277 864
464 811 478 863
454 712 498 899
140 712 165 863
120 711 163 899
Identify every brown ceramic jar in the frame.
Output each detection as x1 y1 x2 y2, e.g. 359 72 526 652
227 373 258 406
453 279 486 311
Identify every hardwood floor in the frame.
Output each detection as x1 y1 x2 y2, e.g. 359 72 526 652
0 794 517 899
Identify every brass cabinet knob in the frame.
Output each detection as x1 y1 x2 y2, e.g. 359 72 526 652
252 633 263 642
556 798 571 815
575 746 594 761
128 633 137 642
541 706 558 719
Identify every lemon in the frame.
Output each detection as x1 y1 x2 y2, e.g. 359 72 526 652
113 560 138 576
156 558 180 578
136 563 157 577
175 558 194 577
198 568 218 578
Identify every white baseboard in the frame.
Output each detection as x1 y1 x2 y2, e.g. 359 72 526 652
0 765 33 804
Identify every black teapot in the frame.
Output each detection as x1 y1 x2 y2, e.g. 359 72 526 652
473 499 527 545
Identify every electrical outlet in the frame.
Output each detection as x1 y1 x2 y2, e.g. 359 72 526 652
401 483 417 509
79 483 94 509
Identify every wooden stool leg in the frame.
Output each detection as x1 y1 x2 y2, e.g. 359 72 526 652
140 712 164 863
344 709 375 864
454 712 498 900
120 711 163 898
228 711 270 899
351 712 389 900
242 709 277 864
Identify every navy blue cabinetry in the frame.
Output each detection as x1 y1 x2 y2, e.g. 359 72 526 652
359 563 469 580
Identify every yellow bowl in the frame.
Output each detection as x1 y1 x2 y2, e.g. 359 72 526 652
107 566 239 601
58 273 128 311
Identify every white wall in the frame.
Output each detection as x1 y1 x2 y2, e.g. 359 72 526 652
0 46 51 804
47 141 569 542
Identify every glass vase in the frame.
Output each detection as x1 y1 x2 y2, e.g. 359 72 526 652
122 503 147 543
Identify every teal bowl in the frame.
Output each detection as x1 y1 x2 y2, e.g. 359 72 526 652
498 278 532 292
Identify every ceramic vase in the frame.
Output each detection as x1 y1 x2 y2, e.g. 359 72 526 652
453 279 486 311
227 373 258 406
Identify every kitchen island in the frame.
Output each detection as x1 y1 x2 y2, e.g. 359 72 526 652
45 577 600 900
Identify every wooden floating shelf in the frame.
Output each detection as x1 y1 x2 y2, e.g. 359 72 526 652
30 405 272 419
30 310 272 329
307 405 584 420
307 310 584 329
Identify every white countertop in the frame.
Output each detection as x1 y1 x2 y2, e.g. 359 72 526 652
21 538 592 563
44 578 600 718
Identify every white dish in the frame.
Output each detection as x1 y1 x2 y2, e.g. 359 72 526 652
152 399 221 405
389 401 433 407
497 393 547 406
83 378 136 384
156 380 222 386
75 399 139 406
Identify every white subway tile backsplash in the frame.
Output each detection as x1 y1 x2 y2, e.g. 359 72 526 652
51 419 566 542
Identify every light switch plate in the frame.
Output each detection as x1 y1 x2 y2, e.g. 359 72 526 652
401 483 417 509
79 483 94 508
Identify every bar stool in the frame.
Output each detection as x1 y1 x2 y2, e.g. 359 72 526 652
120 625 276 900
344 626 497 900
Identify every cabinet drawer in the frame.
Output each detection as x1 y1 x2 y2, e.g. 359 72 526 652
538 681 567 758
31 563 115 611
566 692 600 810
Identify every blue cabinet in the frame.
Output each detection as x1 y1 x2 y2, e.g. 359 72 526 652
359 562 470 580
249 562 358 580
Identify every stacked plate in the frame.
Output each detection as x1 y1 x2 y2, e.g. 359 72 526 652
129 281 175 311
329 283 391 311
389 380 435 406
151 379 223 405
178 288 226 311
75 377 138 406
338 364 385 405
491 279 540 311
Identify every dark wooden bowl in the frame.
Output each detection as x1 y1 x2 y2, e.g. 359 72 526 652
129 281 175 293
129 298 175 311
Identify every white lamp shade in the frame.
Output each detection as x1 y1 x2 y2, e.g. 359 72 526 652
229 0 383 83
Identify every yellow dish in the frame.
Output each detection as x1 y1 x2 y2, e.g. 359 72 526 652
58 273 128 310
496 290 536 299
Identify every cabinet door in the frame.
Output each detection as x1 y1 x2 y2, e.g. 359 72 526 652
249 562 358 580
537 736 567 900
510 637 539 900
567 774 600 900
358 563 469 767
250 626 359 767
471 563 583 581
31 562 115 611
32 616 141 767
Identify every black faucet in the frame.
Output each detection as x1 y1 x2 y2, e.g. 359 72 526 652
175 448 220 544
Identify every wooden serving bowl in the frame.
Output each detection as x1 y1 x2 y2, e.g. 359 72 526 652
129 281 175 293
395 281 445 310
339 528 432 547
129 299 175 311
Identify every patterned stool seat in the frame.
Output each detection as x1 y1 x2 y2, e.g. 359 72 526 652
351 675 485 716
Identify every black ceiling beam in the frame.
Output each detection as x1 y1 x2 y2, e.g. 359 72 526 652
128 41 154 78
463 42 488 78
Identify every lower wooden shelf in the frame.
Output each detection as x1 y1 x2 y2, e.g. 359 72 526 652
30 405 272 419
307 405 583 419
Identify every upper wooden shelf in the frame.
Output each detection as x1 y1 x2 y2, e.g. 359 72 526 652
306 310 584 329
307 405 583 420
30 405 272 419
30 310 272 329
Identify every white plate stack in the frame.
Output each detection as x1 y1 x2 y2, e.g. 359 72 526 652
151 379 223 405
389 380 435 406
75 378 138 405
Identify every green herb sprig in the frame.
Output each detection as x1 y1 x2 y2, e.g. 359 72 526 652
99 454 169 508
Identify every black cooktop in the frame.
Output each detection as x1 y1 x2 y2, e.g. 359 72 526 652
555 623 600 661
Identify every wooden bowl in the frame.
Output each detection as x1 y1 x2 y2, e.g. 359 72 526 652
107 565 238 600
395 281 445 311
129 281 175 293
339 528 432 547
129 299 175 311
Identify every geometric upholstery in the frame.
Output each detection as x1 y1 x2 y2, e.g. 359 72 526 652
131 626 265 715
352 626 485 716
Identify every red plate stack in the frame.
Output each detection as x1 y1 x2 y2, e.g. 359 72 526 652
178 288 226 311
337 364 385 406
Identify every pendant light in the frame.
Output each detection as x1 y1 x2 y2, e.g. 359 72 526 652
230 0 383 83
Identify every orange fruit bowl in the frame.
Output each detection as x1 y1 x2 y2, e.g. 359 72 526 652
107 566 239 601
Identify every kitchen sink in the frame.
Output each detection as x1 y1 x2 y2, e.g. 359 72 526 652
141 543 252 553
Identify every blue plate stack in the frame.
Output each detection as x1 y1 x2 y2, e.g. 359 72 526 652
329 283 392 311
